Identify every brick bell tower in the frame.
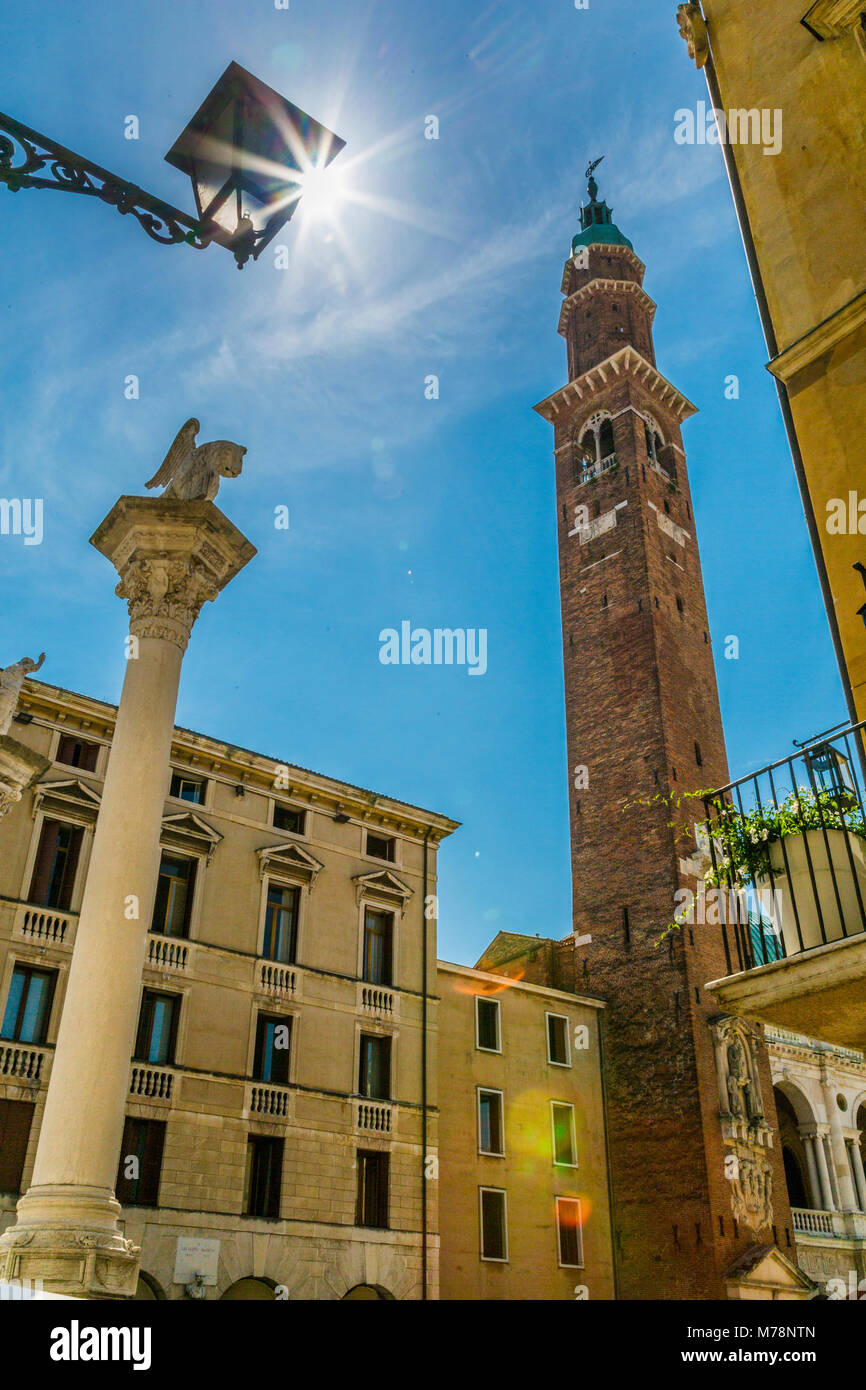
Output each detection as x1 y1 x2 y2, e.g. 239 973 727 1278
534 166 799 1300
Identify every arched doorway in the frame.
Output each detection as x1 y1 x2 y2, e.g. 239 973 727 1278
773 1084 820 1212
782 1146 808 1209
134 1271 165 1301
220 1277 275 1301
341 1284 394 1300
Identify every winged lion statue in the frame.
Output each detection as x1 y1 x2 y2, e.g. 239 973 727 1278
146 418 247 502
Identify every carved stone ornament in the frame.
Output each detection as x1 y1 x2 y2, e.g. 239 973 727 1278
0 778 23 820
146 418 247 502
115 553 220 649
676 3 710 68
711 1016 775 1234
89 496 257 655
0 652 45 736
728 1144 774 1235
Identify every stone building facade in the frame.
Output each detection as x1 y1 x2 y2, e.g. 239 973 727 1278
0 679 456 1299
767 1025 866 1295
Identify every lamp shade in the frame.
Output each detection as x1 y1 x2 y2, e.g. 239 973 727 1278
165 62 345 263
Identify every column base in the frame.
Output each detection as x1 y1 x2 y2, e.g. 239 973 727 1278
0 1185 140 1300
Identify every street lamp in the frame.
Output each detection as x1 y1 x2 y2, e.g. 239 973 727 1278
0 62 345 268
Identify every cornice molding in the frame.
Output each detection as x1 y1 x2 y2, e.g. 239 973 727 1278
802 0 866 38
533 344 698 425
353 868 414 912
33 777 101 824
561 242 645 293
767 286 866 384
15 681 460 843
257 840 324 885
557 278 657 336
160 810 223 863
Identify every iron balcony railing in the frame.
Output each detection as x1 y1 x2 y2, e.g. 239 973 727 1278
700 720 866 975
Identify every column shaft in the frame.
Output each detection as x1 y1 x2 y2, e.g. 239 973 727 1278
802 1135 822 1211
30 638 182 1196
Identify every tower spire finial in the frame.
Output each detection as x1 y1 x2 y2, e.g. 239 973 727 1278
585 155 604 202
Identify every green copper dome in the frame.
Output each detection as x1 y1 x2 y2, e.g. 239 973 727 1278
572 222 633 253
572 160 633 253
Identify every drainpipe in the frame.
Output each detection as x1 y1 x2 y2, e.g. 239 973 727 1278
701 42 859 731
421 830 429 1300
597 1009 620 1298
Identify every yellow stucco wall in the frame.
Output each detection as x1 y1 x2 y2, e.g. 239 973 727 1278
437 961 615 1300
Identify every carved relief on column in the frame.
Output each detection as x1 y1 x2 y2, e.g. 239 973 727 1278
711 1015 775 1235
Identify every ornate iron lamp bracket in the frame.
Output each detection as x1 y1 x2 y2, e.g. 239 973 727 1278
0 110 215 256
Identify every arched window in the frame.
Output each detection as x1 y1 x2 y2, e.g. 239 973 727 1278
644 424 655 461
573 414 615 479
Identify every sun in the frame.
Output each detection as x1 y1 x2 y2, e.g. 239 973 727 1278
296 161 347 224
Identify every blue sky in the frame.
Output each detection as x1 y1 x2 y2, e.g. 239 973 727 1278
0 0 844 967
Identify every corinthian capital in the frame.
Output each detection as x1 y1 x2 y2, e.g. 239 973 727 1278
90 497 257 652
115 554 221 649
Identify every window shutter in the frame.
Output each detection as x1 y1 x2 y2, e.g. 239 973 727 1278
0 1100 35 1194
29 820 61 905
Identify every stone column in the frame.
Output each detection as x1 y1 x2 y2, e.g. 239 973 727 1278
849 1137 866 1213
821 1069 858 1211
0 497 254 1298
802 1135 822 1211
812 1127 836 1211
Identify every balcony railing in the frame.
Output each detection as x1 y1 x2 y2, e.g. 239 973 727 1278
792 1208 838 1237
146 934 189 973
12 904 76 950
356 1100 393 1134
129 1063 174 1102
0 1041 50 1085
359 984 397 1018
700 721 866 973
247 1081 291 1119
258 961 297 998
577 452 617 484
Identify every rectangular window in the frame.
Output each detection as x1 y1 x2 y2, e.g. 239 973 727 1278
28 819 83 910
366 832 395 862
0 1099 35 1194
134 990 179 1065
56 735 99 773
362 908 393 986
262 882 300 964
551 1102 578 1167
1 965 56 1044
478 1088 505 1156
273 804 305 835
115 1116 166 1208
479 1187 507 1261
169 771 205 804
546 1013 570 1066
244 1136 283 1218
254 1013 292 1084
355 1150 389 1229
358 1034 391 1100
556 1197 584 1267
151 853 196 938
475 996 500 1052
